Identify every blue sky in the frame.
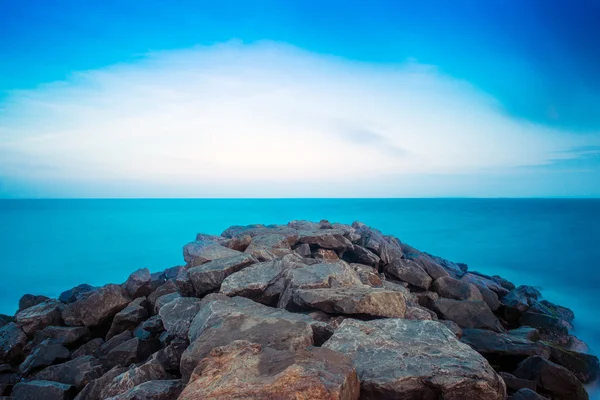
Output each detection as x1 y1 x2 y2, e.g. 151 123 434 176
0 0 599 197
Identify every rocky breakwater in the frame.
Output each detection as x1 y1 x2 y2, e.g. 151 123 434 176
0 220 597 400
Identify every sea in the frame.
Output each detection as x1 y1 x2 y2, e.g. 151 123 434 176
1 199 598 395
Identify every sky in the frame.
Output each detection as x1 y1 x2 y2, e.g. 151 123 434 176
0 0 599 198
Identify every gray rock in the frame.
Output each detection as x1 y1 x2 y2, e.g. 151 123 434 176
183 240 243 267
105 379 183 400
349 263 382 287
499 372 537 393
509 388 549 400
107 297 149 340
0 323 28 364
297 229 354 251
123 268 152 298
405 252 450 280
12 380 74 400
432 276 483 301
97 331 132 357
294 243 311 257
432 298 505 332
439 320 463 338
147 281 178 309
32 355 104 390
323 318 506 399
18 294 50 313
19 340 70 375
100 337 159 368
15 300 64 335
58 284 96 304
508 326 540 341
461 273 506 311
289 286 406 318
73 365 126 400
153 292 181 314
33 326 90 347
519 311 570 346
62 284 130 328
384 258 432 290
100 359 169 399
342 245 380 267
188 253 257 296
545 344 599 383
513 356 588 400
71 338 104 359
158 297 203 338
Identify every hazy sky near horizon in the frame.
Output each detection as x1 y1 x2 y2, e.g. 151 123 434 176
1 0 599 198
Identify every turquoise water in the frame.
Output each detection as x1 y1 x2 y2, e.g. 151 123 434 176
1 199 599 382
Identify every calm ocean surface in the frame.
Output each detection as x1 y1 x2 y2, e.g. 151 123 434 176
1 199 599 391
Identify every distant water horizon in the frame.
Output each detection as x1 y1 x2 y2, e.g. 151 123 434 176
1 198 599 394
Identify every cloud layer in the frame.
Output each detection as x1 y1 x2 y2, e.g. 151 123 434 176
0 42 598 197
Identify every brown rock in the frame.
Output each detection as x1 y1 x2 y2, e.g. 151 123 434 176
62 284 130 328
123 268 152 298
188 253 257 296
18 294 50 313
432 276 483 301
32 355 104 390
179 340 360 400
183 240 243 267
513 356 588 400
15 300 64 335
384 258 432 290
432 298 505 332
0 323 28 365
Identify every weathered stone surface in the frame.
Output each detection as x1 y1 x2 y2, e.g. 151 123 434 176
439 320 463 338
509 388 549 400
461 329 550 371
433 298 505 332
297 229 354 251
123 268 152 298
343 245 380 267
33 326 90 347
289 286 406 318
432 276 483 301
148 338 188 373
492 275 516 291
62 284 130 327
313 248 340 261
12 380 74 400
277 261 363 309
171 267 194 297
179 340 359 400
508 326 541 342
154 293 181 314
58 284 95 304
294 243 311 257
384 258 432 290
19 340 70 375
147 281 178 308
519 312 570 346
158 297 203 338
15 300 64 335
0 323 28 364
405 305 436 321
188 253 257 296
513 356 588 400
97 331 132 357
71 338 104 359
539 300 574 323
461 273 505 311
73 365 126 400
323 318 506 399
183 240 243 267
219 258 290 305
18 294 50 313
546 344 599 383
405 252 451 280
100 359 169 399
100 337 159 368
33 355 104 390
105 379 183 400
107 297 149 339
499 372 537 393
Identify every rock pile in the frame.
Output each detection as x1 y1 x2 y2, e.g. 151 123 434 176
0 220 597 399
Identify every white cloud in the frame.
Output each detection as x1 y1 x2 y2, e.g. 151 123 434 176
0 41 598 197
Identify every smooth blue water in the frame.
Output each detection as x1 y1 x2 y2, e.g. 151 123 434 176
1 199 599 392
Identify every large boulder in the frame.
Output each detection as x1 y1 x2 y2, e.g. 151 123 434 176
499 371 537 393
71 338 104 359
123 268 152 298
342 245 380 267
33 326 90 347
179 340 360 400
519 312 570 346
188 253 257 296
513 356 588 400
181 296 319 380
12 380 75 400
461 273 506 311
58 284 96 304
296 229 354 251
183 240 243 267
349 263 383 287
62 284 131 327
323 318 506 399
509 388 549 399
0 323 28 364
99 337 159 368
404 252 450 280
106 297 149 340
104 379 183 400
99 358 169 399
384 258 432 290
432 276 483 301
545 344 599 383
15 300 64 335
432 298 505 332
32 355 105 390
19 339 70 375
288 286 406 318
73 365 127 400
158 297 203 338
18 294 50 312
